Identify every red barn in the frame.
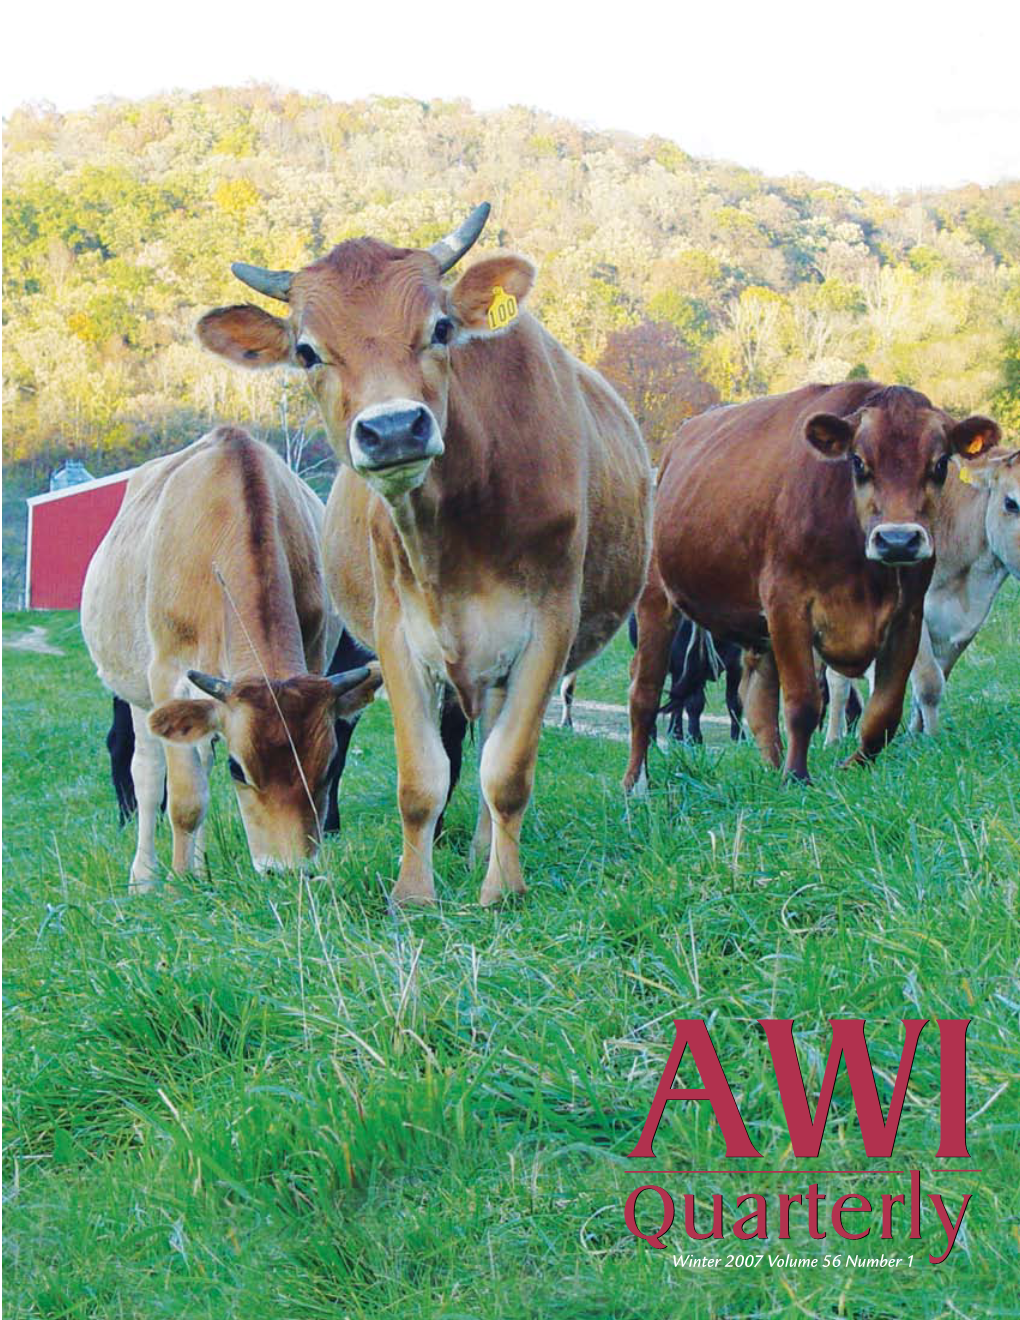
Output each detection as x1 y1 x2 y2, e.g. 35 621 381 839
25 471 132 610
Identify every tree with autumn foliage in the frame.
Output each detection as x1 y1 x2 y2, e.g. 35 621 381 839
596 321 720 461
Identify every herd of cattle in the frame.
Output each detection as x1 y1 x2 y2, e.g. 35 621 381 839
79 203 1020 904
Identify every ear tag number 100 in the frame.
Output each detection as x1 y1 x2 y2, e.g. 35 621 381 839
487 286 519 331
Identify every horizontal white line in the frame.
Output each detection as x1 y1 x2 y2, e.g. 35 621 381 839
26 469 133 505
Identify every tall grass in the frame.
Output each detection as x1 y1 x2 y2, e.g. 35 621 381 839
3 602 1018 1318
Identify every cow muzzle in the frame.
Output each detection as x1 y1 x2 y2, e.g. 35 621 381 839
251 851 318 876
349 399 444 496
866 522 933 565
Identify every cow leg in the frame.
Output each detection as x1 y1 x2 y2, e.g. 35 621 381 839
666 674 695 741
379 630 449 907
623 574 677 793
559 672 576 728
322 718 356 835
740 650 782 769
477 619 575 906
468 685 506 868
844 605 925 767
192 739 215 872
667 704 684 741
684 687 706 744
147 662 212 876
824 669 852 746
436 689 469 843
725 660 744 741
128 705 166 893
108 697 138 824
162 741 211 875
770 613 822 781
908 622 944 735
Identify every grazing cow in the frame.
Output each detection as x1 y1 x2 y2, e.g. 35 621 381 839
629 612 744 743
825 446 1019 739
197 204 653 905
624 383 1000 788
558 617 742 741
81 428 382 889
104 624 411 835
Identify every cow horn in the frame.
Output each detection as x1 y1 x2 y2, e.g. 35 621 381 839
187 670 233 701
428 202 491 274
327 665 379 696
230 262 293 302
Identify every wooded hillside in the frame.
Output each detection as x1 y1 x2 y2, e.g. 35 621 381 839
4 85 1019 473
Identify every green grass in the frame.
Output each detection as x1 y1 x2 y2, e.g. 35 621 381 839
3 601 1019 1318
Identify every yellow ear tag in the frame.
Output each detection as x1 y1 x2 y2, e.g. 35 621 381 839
965 436 985 455
486 285 518 332
958 464 974 484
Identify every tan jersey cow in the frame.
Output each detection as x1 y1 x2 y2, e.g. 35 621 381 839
624 383 1000 788
197 204 653 906
826 446 1019 740
81 428 381 889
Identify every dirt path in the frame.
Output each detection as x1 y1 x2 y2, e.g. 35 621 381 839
543 695 731 743
4 625 64 656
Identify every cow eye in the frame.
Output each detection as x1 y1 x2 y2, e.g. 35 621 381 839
851 453 870 482
227 756 247 785
431 317 454 347
932 454 950 485
295 342 322 369
1005 495 1020 515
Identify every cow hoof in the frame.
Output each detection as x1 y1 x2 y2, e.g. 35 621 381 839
390 878 437 908
622 763 650 799
479 875 527 907
128 870 159 895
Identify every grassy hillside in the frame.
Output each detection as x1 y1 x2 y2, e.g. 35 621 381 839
3 597 1018 1317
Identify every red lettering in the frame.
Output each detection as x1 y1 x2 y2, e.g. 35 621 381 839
629 1020 762 1158
759 1019 926 1157
936 1019 971 1157
832 1192 871 1240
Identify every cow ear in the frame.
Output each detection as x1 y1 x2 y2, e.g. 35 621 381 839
196 305 292 369
805 413 857 460
449 255 536 333
948 415 1001 458
148 699 223 744
956 448 1014 490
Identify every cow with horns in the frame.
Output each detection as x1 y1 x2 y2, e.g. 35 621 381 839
198 204 653 905
82 428 382 889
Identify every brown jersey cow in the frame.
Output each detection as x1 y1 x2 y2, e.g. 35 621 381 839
826 445 1020 740
81 429 381 889
197 205 652 906
624 383 1000 788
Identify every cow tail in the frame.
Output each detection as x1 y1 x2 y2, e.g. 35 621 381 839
701 628 724 681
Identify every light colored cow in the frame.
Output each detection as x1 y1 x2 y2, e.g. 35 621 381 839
196 204 653 906
81 428 381 889
826 447 1019 741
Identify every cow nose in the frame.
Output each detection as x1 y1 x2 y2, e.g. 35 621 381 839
354 407 434 467
872 526 924 561
252 853 316 875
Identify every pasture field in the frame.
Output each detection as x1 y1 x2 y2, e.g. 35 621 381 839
3 603 1019 1319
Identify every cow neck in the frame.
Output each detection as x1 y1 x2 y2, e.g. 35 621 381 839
217 559 308 683
386 475 449 605
385 402 487 598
